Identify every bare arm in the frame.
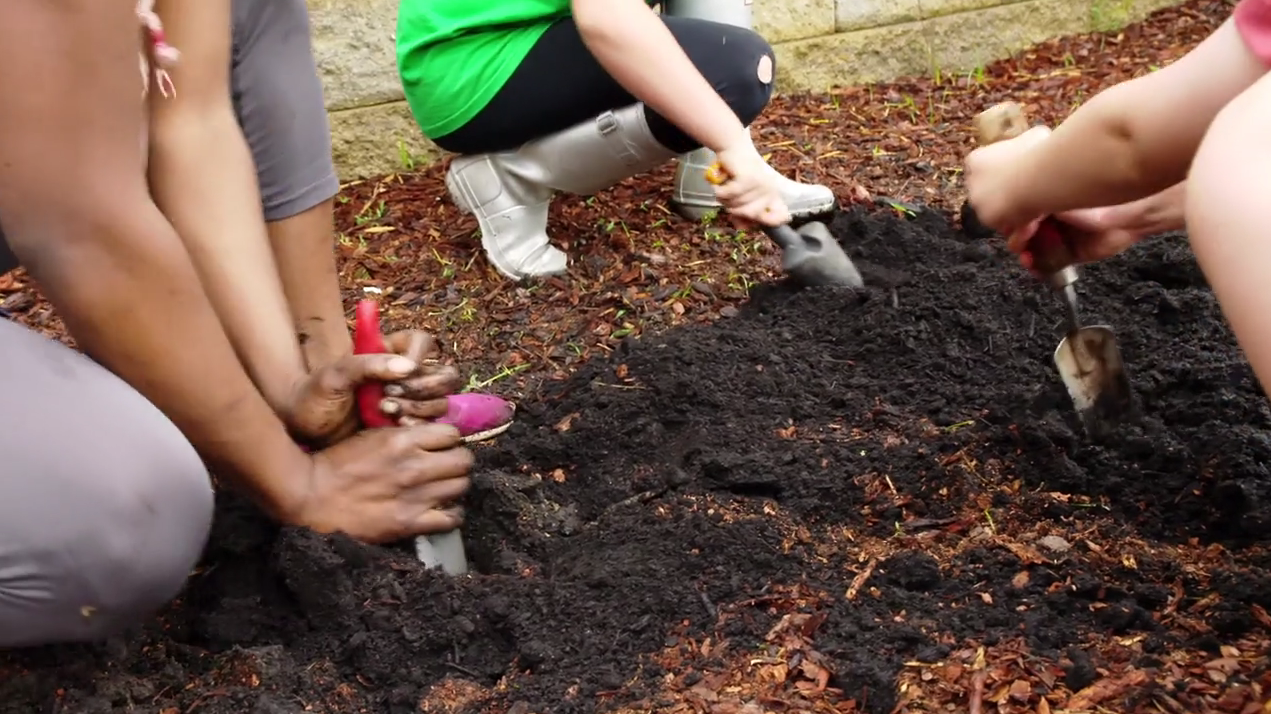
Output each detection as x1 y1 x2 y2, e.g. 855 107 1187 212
0 0 308 519
571 0 748 152
147 0 308 412
1012 19 1265 216
1100 181 1187 237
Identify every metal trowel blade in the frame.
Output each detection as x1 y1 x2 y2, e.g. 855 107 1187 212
773 222 863 288
1053 325 1133 435
415 531 468 575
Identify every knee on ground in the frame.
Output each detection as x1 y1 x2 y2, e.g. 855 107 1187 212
31 409 213 644
91 419 214 623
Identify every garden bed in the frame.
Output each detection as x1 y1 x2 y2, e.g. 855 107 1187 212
6 204 1271 714
3 2 1266 711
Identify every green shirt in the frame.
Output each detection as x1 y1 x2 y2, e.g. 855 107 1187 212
396 0 571 140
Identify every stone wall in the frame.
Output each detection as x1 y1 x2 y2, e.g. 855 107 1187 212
310 0 1185 180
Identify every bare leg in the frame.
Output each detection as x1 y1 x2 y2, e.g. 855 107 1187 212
228 0 348 372
1186 70 1271 393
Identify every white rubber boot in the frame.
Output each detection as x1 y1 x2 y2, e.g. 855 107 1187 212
670 135 838 221
446 104 677 281
662 0 837 221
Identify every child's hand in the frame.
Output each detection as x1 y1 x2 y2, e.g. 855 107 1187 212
999 184 1176 273
1048 206 1147 262
1052 181 1186 262
964 125 1051 237
1003 211 1137 276
711 138 790 226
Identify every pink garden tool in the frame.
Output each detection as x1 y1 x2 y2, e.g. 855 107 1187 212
354 300 514 439
353 299 469 575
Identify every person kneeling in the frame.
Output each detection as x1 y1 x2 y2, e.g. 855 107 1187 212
396 0 834 281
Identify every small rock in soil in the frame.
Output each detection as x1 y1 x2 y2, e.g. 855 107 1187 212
1038 535 1072 553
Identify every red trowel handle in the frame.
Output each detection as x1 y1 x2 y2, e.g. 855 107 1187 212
1027 217 1078 276
353 299 397 428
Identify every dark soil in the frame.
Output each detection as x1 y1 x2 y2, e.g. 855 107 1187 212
6 204 1271 714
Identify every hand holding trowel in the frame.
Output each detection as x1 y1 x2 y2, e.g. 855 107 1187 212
353 299 468 575
973 102 1133 435
704 163 863 288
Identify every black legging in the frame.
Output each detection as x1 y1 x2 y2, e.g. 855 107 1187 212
433 16 774 156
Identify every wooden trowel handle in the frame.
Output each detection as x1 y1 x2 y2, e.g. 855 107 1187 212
973 101 1031 145
972 102 1077 276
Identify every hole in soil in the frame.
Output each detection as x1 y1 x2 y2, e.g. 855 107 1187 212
461 469 587 577
8 201 1271 714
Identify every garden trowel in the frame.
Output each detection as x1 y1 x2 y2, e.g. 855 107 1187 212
973 102 1132 434
704 163 863 288
353 299 469 575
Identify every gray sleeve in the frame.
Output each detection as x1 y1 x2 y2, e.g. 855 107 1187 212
231 0 339 222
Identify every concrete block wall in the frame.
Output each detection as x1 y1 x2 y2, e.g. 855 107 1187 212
309 0 1186 180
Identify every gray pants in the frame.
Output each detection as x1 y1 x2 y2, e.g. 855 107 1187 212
0 0 337 647
0 320 213 648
